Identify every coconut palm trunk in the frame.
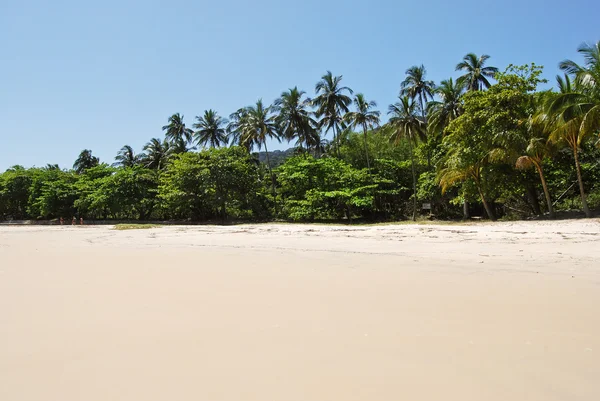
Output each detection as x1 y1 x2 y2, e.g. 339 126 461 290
333 125 341 158
263 140 276 197
463 201 470 219
573 146 592 217
408 140 417 222
535 163 555 219
477 186 496 221
472 172 496 221
362 122 371 169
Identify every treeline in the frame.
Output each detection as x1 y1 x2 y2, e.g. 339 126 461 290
1 43 600 222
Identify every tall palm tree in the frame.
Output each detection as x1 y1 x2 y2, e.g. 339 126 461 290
548 41 600 218
431 76 470 218
232 100 281 195
73 149 99 174
312 71 353 157
193 110 229 148
401 65 436 212
227 108 257 152
456 53 499 91
516 108 556 218
162 113 193 152
141 138 172 170
559 41 600 98
388 96 427 221
344 93 380 169
274 87 319 154
400 65 435 119
113 145 139 167
427 78 465 135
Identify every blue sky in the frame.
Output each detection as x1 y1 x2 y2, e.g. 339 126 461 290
1 0 598 170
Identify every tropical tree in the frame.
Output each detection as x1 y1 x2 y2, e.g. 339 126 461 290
456 53 499 91
141 138 172 170
113 145 140 167
162 113 193 152
439 65 545 221
73 149 99 174
193 109 229 148
312 71 353 157
274 87 319 154
556 73 573 93
400 65 435 119
427 78 464 135
227 108 255 152
559 41 600 98
516 109 556 218
344 94 380 169
232 100 281 195
388 96 427 221
548 41 600 218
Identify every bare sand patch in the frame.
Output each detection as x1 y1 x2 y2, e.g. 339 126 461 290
1 220 599 400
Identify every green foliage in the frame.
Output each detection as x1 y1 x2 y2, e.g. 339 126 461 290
0 166 33 219
3 44 600 223
439 64 546 219
277 156 376 220
76 166 159 219
30 169 79 219
158 147 268 221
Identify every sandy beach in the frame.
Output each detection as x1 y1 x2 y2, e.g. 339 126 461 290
1 220 599 401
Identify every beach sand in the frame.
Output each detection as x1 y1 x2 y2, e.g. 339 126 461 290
1 220 599 400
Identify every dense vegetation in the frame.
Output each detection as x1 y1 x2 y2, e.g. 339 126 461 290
2 43 600 223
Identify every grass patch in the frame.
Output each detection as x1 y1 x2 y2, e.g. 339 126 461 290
114 224 163 230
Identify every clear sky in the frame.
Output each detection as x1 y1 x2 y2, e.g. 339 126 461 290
1 0 598 170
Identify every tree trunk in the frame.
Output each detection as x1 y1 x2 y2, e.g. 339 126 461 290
573 146 592 217
409 140 417 222
526 182 542 216
263 141 276 197
333 124 340 158
220 189 227 223
463 200 470 219
536 164 555 219
362 123 370 169
476 183 496 221
419 94 431 170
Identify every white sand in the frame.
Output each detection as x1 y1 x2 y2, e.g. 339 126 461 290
1 220 599 401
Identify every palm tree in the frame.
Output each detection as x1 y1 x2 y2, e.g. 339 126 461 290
559 41 600 98
312 71 353 157
429 77 469 217
388 96 427 221
274 87 319 154
400 65 435 119
162 113 193 152
231 100 281 195
344 93 380 168
141 138 172 170
548 41 600 218
73 149 99 174
113 145 139 167
427 78 465 135
516 111 556 218
193 110 229 148
227 108 257 152
456 53 499 92
556 73 573 93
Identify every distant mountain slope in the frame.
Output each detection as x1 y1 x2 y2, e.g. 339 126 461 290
255 148 296 167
